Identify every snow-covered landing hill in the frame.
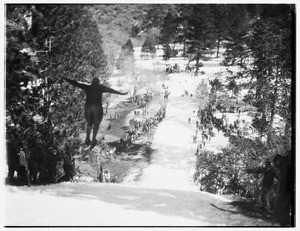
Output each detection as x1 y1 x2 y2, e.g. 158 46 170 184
4 46 274 227
5 182 271 226
4 73 271 227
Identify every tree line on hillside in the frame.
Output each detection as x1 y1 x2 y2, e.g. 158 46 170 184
153 4 294 164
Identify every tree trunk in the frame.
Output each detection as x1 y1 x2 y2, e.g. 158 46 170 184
284 101 291 137
255 81 262 101
284 120 291 137
267 86 278 144
133 86 137 99
216 37 221 58
195 58 199 76
183 39 186 57
267 107 275 144
195 52 201 76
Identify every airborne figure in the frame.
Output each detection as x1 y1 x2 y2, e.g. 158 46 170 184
63 77 127 145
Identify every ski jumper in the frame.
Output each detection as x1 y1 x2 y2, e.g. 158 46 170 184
64 78 126 143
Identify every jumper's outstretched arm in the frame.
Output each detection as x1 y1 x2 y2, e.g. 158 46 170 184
101 85 127 95
63 77 88 90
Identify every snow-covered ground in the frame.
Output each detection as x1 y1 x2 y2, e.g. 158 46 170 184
4 47 276 227
5 182 270 227
124 85 201 190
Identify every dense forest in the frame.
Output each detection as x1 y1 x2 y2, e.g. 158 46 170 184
5 4 295 215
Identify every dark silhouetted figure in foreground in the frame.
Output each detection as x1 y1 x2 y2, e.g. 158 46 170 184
63 77 127 145
260 160 276 211
18 148 30 186
272 153 292 226
59 143 74 182
6 141 18 184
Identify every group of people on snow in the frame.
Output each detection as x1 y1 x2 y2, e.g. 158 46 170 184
165 63 180 74
118 106 166 151
132 93 152 107
7 140 75 186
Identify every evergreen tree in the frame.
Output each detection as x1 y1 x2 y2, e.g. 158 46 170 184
159 12 179 60
142 4 178 29
116 38 135 72
185 5 217 75
249 6 293 143
222 5 254 68
6 4 109 184
162 44 172 61
223 4 294 144
211 4 231 58
173 5 194 57
159 12 177 43
141 36 156 59
195 80 210 110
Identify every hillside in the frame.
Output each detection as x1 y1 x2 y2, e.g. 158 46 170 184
5 183 271 226
4 46 275 227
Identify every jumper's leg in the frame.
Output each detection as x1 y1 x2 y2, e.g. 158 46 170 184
85 107 94 144
92 110 103 144
92 121 101 145
85 124 92 144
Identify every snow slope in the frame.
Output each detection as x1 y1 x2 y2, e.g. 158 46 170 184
4 48 274 227
4 73 272 227
5 182 271 227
